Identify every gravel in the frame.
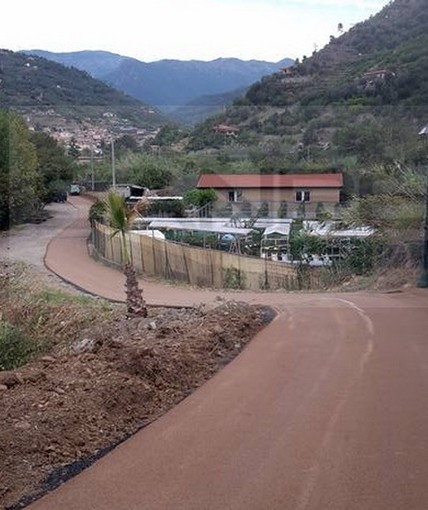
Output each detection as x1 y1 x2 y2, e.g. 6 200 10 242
0 202 84 294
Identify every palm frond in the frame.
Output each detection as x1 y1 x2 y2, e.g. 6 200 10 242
127 197 149 227
127 208 140 226
134 197 150 216
104 191 129 233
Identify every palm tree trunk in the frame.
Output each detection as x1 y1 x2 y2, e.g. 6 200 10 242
103 192 148 318
121 231 131 266
124 263 147 318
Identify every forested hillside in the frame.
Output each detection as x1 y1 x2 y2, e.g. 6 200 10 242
189 0 428 167
0 50 163 128
171 87 247 126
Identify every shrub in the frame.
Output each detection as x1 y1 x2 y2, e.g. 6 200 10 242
88 200 106 225
278 201 288 218
46 179 69 203
297 202 306 218
241 200 252 217
148 200 185 218
0 321 39 371
345 238 377 275
183 188 217 208
257 202 269 218
223 267 245 289
316 202 325 219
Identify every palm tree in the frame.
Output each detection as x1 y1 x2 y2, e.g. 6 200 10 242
103 191 148 317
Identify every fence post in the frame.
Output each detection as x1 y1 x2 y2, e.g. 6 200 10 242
164 237 172 280
264 256 269 290
102 227 106 258
210 250 214 287
140 236 145 273
110 233 114 263
182 244 190 285
152 235 157 278
238 248 242 289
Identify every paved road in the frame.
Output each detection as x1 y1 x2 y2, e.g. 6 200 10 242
28 196 428 509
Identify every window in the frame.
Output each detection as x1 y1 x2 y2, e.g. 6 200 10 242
228 190 243 202
295 190 311 203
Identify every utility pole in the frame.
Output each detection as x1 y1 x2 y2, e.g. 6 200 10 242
111 138 116 188
418 125 428 288
90 147 95 192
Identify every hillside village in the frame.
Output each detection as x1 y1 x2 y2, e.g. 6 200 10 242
20 108 160 154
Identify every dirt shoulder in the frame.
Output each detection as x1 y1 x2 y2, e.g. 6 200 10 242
0 262 273 509
0 201 83 295
0 202 78 269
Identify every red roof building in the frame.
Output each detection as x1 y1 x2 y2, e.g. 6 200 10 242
213 124 240 136
196 173 343 216
197 173 343 189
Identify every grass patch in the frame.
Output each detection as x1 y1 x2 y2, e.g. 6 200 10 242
0 262 121 363
0 321 42 371
37 290 95 306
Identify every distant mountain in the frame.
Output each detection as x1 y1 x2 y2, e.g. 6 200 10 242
25 50 294 115
102 57 294 111
0 49 164 129
188 0 428 158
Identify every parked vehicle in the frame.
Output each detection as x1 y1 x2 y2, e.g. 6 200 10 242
69 184 81 196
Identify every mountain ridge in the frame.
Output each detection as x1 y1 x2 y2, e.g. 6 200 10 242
24 49 294 115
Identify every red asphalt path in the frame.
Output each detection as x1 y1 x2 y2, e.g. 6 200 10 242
28 196 428 510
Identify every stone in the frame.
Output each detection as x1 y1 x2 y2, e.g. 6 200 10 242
14 421 31 430
71 338 96 354
41 356 56 363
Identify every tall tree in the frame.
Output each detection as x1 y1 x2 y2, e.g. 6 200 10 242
0 111 41 229
30 132 74 202
117 153 173 190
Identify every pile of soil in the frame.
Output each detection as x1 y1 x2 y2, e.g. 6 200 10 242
0 294 272 509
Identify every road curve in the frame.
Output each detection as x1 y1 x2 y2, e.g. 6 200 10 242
44 195 265 307
29 196 428 510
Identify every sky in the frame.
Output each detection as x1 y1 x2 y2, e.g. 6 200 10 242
3 0 390 63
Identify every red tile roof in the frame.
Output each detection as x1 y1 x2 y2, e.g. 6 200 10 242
197 173 343 189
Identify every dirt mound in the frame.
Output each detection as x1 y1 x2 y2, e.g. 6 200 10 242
0 293 271 509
